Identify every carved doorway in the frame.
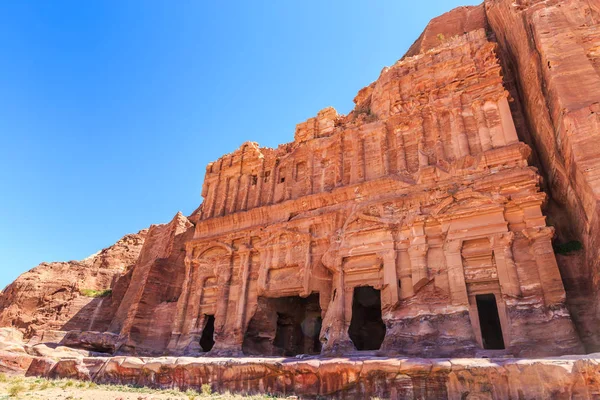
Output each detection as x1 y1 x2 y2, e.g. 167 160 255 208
200 315 215 352
349 286 386 351
243 294 322 356
475 294 505 350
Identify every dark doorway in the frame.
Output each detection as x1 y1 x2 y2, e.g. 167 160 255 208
476 294 505 350
243 294 322 356
349 286 386 351
200 315 215 352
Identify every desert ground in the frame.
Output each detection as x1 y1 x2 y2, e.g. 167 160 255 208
0 374 298 400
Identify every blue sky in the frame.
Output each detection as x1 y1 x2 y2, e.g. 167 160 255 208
0 0 478 289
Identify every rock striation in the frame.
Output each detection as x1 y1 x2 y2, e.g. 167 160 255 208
485 0 600 353
2 0 600 398
0 231 147 339
166 28 581 359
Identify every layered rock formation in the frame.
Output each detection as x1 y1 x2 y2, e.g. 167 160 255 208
485 0 600 353
2 0 600 398
0 231 146 339
165 27 582 359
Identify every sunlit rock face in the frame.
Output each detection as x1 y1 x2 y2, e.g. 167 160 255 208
165 25 583 358
0 231 147 341
2 0 600 369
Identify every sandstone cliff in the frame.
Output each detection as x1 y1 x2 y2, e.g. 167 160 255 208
0 231 147 338
2 1 600 398
406 0 600 354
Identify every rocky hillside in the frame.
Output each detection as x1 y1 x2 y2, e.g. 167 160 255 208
0 231 147 339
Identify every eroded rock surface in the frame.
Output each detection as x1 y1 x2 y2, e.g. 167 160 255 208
0 232 147 339
166 26 581 359
2 348 599 400
2 1 600 398
485 0 600 353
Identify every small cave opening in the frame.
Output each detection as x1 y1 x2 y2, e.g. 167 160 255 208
242 293 322 357
476 294 505 350
349 286 386 351
200 315 215 352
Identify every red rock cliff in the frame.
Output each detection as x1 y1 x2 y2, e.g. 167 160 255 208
0 231 147 338
1 1 600 363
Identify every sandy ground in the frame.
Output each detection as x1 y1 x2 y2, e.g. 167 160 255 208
0 376 287 400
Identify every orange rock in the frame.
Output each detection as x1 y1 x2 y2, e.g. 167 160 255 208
0 231 146 339
1 4 600 396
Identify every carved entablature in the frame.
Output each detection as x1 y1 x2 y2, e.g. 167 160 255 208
342 254 385 288
255 228 313 298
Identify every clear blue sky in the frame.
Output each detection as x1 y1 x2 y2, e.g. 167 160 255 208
0 0 478 289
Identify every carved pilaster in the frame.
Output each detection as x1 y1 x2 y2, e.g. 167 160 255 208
381 250 399 308
235 245 252 336
490 232 521 297
211 255 233 352
523 227 566 305
483 100 506 148
170 255 194 338
473 101 492 151
497 96 519 145
395 127 408 173
408 243 429 288
443 239 469 306
450 108 470 158
396 240 414 299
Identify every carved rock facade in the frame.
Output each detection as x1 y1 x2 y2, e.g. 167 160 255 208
2 1 599 370
164 29 582 358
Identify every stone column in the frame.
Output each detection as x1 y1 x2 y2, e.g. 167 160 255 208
483 100 506 148
207 177 220 218
337 134 344 187
473 101 493 151
524 227 566 305
234 245 252 345
497 96 519 145
256 247 270 296
211 256 233 353
382 129 390 177
451 109 470 158
300 240 312 297
167 255 193 351
320 241 354 354
381 250 399 308
443 239 469 306
267 162 277 205
396 240 414 299
168 258 207 354
349 135 359 184
253 162 264 208
417 136 429 167
490 232 521 297
359 138 366 181
395 127 407 173
320 270 354 354
408 244 429 288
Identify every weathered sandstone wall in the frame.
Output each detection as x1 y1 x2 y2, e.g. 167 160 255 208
0 231 146 339
1 2 599 385
168 27 582 359
484 0 600 353
108 212 194 354
6 352 600 400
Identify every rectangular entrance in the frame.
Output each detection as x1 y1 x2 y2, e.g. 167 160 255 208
475 294 505 350
349 286 386 351
243 293 322 356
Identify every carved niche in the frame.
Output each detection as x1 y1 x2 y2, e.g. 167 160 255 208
187 241 234 312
